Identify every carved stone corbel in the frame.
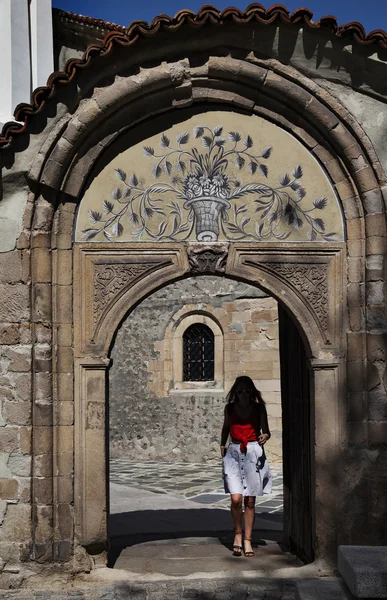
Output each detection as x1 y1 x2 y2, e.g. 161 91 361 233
187 243 229 274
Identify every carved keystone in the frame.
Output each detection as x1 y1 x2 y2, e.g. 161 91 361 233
187 243 229 274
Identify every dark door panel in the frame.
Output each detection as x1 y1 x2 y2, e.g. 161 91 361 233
279 304 314 563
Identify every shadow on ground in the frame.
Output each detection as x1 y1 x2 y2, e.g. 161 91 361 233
108 508 288 573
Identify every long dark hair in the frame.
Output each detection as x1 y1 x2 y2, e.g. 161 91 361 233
226 375 265 405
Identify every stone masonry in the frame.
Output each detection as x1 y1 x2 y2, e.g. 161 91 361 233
109 276 282 464
0 3 386 586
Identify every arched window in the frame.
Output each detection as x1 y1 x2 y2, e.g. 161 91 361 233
183 323 215 381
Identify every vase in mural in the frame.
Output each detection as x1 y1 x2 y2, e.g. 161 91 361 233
81 126 338 243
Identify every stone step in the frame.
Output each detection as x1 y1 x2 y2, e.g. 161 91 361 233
338 545 387 598
296 578 353 600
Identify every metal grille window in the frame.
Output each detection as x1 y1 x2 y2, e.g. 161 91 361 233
183 323 215 381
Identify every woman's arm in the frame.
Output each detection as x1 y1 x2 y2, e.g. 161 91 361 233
220 404 230 457
258 403 271 445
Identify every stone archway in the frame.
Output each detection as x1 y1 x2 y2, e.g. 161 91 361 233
19 42 384 572
72 238 345 565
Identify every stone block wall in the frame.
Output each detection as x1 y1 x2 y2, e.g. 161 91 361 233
0 248 32 584
109 276 282 465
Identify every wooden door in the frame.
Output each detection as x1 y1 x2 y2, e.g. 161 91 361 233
278 304 314 563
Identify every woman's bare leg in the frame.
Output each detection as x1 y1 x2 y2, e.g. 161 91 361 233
243 496 256 554
230 494 243 549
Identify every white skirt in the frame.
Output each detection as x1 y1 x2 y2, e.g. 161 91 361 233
222 441 272 497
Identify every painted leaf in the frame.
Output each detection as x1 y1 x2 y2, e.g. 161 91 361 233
160 133 170 148
313 197 328 210
203 136 212 148
244 135 253 149
258 164 268 178
309 229 317 241
129 213 139 225
164 161 172 175
290 182 300 191
323 232 338 240
296 187 306 199
143 146 155 157
226 222 242 233
112 187 122 200
235 155 245 170
261 147 272 159
81 228 99 240
123 187 131 198
115 168 127 181
240 216 251 228
129 174 138 187
214 126 223 136
215 137 226 146
152 165 162 179
194 126 204 138
178 160 186 173
280 174 290 186
88 210 102 223
292 165 303 179
157 221 168 236
177 132 189 145
144 207 154 218
236 204 247 214
249 161 258 174
112 222 124 237
103 230 114 242
314 218 325 232
102 201 114 214
229 131 241 143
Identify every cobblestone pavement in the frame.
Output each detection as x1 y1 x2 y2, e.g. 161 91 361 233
110 460 283 513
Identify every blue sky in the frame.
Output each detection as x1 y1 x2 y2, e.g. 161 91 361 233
51 1 387 34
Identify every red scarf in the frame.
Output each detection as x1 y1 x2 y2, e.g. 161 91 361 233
229 404 258 453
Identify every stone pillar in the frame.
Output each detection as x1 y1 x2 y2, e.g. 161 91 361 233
311 359 343 565
74 358 109 560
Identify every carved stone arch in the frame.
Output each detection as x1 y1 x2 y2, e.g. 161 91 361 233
19 34 387 571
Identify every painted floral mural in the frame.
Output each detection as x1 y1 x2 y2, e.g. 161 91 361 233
77 113 344 243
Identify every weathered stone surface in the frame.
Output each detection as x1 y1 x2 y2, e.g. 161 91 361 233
0 324 21 345
338 545 387 598
0 428 19 452
0 478 18 499
3 402 31 426
0 285 30 322
7 453 31 477
0 347 31 372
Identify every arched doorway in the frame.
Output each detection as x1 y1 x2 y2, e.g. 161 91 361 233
26 48 381 572
71 107 346 567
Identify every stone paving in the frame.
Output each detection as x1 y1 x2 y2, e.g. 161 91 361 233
0 578 298 599
110 459 284 513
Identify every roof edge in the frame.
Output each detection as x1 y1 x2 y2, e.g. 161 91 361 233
2 3 387 149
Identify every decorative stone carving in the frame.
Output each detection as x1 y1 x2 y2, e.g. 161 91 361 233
93 261 170 327
247 260 329 333
187 244 228 273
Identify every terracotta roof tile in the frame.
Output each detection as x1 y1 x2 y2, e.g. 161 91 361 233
1 3 387 149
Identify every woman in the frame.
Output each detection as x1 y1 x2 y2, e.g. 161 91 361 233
221 376 272 557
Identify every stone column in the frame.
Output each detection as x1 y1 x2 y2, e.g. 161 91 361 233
74 358 110 560
311 359 344 565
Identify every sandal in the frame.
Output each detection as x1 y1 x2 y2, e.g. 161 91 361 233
232 529 243 556
243 536 255 557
